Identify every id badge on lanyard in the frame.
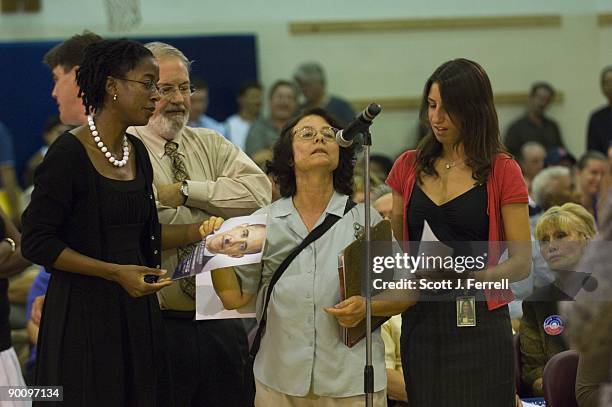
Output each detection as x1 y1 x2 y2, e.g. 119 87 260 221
456 296 476 327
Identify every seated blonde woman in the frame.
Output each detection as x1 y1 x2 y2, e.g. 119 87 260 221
519 203 597 396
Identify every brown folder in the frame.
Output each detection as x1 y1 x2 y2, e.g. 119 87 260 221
338 219 394 348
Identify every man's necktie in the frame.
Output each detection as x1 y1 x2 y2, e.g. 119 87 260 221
164 141 196 299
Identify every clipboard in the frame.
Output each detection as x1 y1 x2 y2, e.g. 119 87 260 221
338 219 394 347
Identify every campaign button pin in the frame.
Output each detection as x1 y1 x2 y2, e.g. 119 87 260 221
543 315 564 336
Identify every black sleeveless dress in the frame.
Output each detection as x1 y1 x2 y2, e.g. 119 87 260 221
34 163 173 406
400 184 515 407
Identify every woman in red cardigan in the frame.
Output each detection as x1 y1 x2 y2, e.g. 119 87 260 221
386 59 532 406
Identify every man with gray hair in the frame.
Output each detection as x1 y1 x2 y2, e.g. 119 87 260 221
294 61 356 125
371 184 393 219
531 165 576 216
519 141 546 190
128 41 271 407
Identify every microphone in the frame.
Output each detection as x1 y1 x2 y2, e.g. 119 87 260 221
336 103 382 147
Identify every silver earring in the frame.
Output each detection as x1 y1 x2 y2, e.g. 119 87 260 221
113 94 118 101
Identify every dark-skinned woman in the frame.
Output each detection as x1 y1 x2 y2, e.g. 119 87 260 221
21 39 208 407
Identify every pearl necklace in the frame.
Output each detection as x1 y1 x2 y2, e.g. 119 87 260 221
87 115 129 167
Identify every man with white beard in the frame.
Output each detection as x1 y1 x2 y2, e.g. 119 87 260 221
128 42 271 407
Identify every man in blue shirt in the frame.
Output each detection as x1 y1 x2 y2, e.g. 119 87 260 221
25 268 50 383
187 77 227 137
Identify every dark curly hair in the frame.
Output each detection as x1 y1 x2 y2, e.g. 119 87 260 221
76 39 154 115
267 108 356 198
416 58 507 185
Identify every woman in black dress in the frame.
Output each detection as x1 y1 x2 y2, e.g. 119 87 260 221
386 59 532 406
21 39 206 406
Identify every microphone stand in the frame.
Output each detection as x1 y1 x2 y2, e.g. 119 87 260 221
337 101 381 407
361 128 374 407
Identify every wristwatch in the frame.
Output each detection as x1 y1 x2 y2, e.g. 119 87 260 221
180 181 189 203
2 238 15 253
